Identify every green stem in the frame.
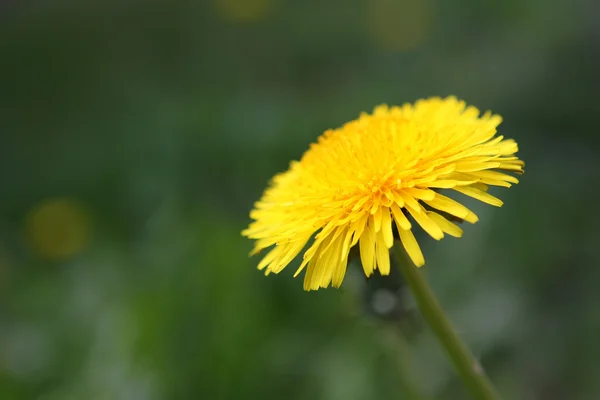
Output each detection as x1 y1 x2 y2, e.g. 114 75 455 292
392 246 502 400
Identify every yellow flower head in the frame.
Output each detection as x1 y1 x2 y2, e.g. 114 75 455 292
243 97 524 291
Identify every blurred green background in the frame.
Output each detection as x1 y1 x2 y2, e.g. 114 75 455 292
1 1 599 399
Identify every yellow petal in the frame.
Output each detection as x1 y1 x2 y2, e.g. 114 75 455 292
454 161 501 172
340 228 354 262
471 182 489 192
373 206 383 232
313 234 335 288
391 203 411 230
392 191 405 207
476 178 511 188
352 196 370 211
406 204 444 240
317 229 343 258
499 165 524 174
359 218 376 277
303 255 319 290
427 211 463 238
257 247 279 271
332 252 349 288
401 193 422 212
424 193 479 223
425 180 458 189
349 213 369 246
294 255 311 277
381 208 394 248
319 232 345 288
375 230 390 275
398 228 425 267
454 186 503 207
267 238 309 274
474 170 519 184
404 187 435 201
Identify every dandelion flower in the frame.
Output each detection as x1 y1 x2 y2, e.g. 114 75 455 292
242 97 524 290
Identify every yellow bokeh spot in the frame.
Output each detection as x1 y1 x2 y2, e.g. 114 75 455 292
214 0 271 22
366 0 433 52
25 198 91 260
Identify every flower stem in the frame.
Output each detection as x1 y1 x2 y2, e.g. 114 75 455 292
392 246 502 400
